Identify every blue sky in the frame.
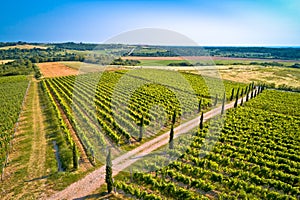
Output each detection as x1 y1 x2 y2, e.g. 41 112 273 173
0 0 299 46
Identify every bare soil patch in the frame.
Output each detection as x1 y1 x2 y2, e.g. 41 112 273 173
37 62 79 78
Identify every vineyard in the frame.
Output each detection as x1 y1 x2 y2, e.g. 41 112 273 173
0 76 29 175
42 69 246 165
114 90 300 199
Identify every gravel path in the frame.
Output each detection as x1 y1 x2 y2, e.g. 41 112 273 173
48 95 248 200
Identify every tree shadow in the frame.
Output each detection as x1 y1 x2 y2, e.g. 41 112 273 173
24 175 49 182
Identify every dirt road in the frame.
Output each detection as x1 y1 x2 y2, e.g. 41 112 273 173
48 95 247 200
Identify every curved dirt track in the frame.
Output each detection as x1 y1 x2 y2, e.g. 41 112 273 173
48 95 248 200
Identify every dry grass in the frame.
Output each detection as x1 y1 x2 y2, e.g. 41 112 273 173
61 61 126 73
0 45 48 50
184 65 300 88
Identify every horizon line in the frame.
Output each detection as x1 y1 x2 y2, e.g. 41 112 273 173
1 41 300 48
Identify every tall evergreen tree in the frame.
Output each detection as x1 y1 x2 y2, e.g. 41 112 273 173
234 93 239 108
105 148 113 193
221 93 226 115
199 112 204 130
240 96 244 106
251 82 255 90
172 110 176 125
198 98 202 113
72 143 79 170
245 86 249 95
230 88 235 101
241 88 244 97
236 88 240 99
138 115 144 142
169 125 174 149
214 94 218 106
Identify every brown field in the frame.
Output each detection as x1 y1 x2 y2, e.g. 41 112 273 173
37 62 125 78
37 62 79 78
0 44 48 50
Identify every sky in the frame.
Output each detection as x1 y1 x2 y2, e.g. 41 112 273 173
0 0 299 46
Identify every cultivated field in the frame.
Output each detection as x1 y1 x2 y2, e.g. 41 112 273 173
112 90 300 199
37 62 79 77
0 44 299 199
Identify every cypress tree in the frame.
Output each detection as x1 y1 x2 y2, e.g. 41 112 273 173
230 88 235 101
236 88 240 99
240 88 244 97
72 143 79 170
198 98 202 113
105 148 113 193
169 125 174 149
246 91 249 102
214 94 218 106
234 93 239 108
138 115 144 142
172 110 176 125
221 93 226 115
199 112 204 130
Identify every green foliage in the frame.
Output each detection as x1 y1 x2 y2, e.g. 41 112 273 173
116 90 299 199
43 70 245 162
221 93 226 115
230 88 234 101
139 115 144 142
0 59 33 77
167 62 193 66
199 112 204 129
111 58 141 66
72 144 79 170
0 76 29 174
245 90 300 117
198 98 202 113
106 148 113 193
289 63 300 68
0 48 84 63
169 125 174 149
40 81 75 171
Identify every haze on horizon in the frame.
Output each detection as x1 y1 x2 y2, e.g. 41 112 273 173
0 0 299 46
